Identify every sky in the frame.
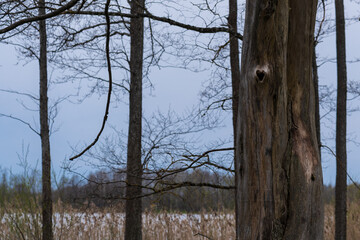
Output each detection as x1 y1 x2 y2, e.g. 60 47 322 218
0 1 360 186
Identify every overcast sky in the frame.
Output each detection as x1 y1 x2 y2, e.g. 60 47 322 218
0 1 360 185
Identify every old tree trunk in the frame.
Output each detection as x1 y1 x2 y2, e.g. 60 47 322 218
125 0 145 239
236 1 323 239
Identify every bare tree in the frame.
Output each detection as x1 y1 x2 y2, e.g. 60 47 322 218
236 1 323 239
228 0 241 237
125 0 145 239
335 0 348 239
0 2 83 239
38 1 53 239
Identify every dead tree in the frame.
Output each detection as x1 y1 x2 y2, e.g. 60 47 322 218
236 1 323 239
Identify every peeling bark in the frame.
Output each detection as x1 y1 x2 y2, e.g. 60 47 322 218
236 1 323 239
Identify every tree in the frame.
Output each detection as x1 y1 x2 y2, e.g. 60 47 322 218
2 2 241 238
228 0 241 237
39 0 53 239
0 1 81 238
125 0 145 239
313 0 326 156
334 0 348 239
236 1 323 239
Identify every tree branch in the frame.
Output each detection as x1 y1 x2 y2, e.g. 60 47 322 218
69 0 113 161
321 144 360 191
0 0 80 34
0 113 39 136
63 10 243 40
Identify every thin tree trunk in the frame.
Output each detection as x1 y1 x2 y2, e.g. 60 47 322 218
39 0 53 239
312 44 321 156
229 0 240 141
335 0 347 239
236 1 323 239
228 0 241 237
125 0 145 239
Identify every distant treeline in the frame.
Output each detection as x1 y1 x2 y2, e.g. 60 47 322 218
0 168 235 212
54 169 235 212
0 168 358 212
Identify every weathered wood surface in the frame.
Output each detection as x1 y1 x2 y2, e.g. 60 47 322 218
236 1 323 239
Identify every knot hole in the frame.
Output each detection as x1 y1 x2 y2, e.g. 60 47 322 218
311 174 315 181
256 69 266 82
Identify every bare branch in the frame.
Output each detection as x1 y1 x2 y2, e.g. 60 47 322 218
0 113 39 135
0 88 39 101
0 0 80 34
70 0 113 161
63 10 243 40
321 144 360 191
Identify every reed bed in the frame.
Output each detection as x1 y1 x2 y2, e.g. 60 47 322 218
324 201 360 240
0 203 235 240
1 202 359 240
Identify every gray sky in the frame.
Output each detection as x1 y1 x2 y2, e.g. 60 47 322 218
1 1 360 185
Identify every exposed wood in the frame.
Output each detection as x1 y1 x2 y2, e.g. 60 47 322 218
236 1 323 239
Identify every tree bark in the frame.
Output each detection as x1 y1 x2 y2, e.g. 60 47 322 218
228 0 241 237
39 0 53 239
236 1 323 239
312 45 321 156
334 0 347 239
125 0 145 239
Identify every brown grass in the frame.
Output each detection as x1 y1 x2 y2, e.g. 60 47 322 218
1 201 359 240
0 201 235 240
324 201 360 240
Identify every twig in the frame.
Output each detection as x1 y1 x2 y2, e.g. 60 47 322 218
315 0 326 45
0 113 39 135
321 144 360 191
194 232 213 239
0 88 39 101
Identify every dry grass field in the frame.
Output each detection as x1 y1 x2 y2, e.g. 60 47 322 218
324 202 360 240
1 201 359 240
0 202 235 240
